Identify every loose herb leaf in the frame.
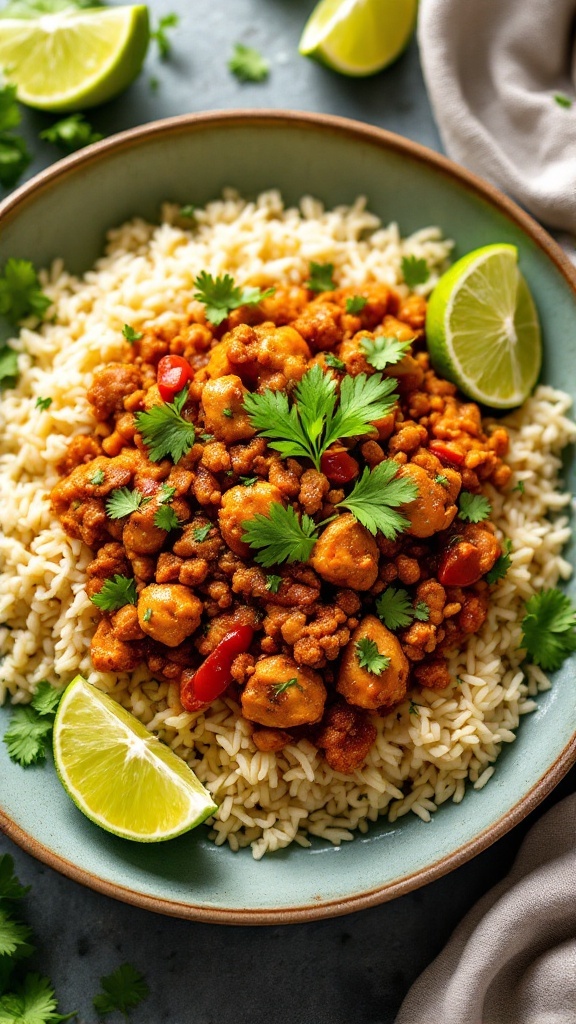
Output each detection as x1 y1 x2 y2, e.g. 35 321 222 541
193 271 273 326
520 588 576 671
35 397 52 411
306 262 335 293
265 574 283 594
30 681 62 717
486 538 513 585
0 855 29 901
199 432 214 443
89 468 105 486
0 345 18 386
271 678 302 696
240 475 258 487
143 608 152 623
409 700 423 716
90 574 137 612
435 474 449 487
134 386 196 463
0 83 20 133
0 134 31 188
0 259 51 325
0 907 32 958
228 42 269 82
401 255 430 288
513 480 525 494
360 334 412 371
151 12 178 59
458 491 492 523
193 524 211 543
338 461 417 539
241 503 318 567
153 504 181 532
93 963 149 1018
414 600 430 622
40 113 102 152
179 204 195 219
105 486 150 520
159 483 176 503
554 93 573 108
122 324 142 343
324 352 345 371
345 295 367 314
355 638 390 675
323 371 398 449
3 707 53 767
222 407 233 418
376 587 429 630
0 972 75 1024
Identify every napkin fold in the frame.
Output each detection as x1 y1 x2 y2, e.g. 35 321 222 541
395 793 576 1024
418 0 576 234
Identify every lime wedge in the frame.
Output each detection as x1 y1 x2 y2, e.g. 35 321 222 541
425 244 542 409
0 5 149 112
53 676 217 842
299 0 418 77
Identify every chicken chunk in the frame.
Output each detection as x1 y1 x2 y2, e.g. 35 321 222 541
310 513 379 590
400 462 459 537
241 654 326 728
337 615 409 710
91 617 142 673
224 322 311 389
315 701 377 774
87 363 142 421
137 583 203 647
218 480 283 557
201 374 256 443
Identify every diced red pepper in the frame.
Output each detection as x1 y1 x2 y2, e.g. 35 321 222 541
157 354 193 403
320 447 360 484
438 542 483 587
180 625 254 712
429 440 465 466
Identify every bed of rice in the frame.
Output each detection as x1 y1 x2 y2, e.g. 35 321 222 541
0 190 574 859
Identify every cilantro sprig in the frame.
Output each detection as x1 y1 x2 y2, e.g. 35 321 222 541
376 587 430 631
244 364 398 471
0 259 51 325
355 638 390 675
520 588 576 671
134 386 196 463
151 12 179 58
401 255 430 288
241 503 318 567
193 271 274 326
458 492 492 523
3 682 63 767
40 113 102 152
90 574 137 612
0 345 18 388
360 334 412 371
228 42 269 82
105 486 151 519
486 538 512 585
153 504 181 532
93 963 149 1018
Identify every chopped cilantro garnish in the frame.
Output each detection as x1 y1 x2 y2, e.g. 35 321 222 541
193 524 211 543
241 503 318 568
376 586 430 631
89 468 105 486
35 396 52 411
193 271 274 326
0 83 30 187
337 461 417 539
0 345 18 387
485 538 512 585
324 352 346 371
40 113 102 152
151 12 179 58
179 204 195 219
271 678 302 696
143 608 152 623
222 407 234 418
240 475 258 486
134 386 196 464
513 480 525 494
520 588 576 671
122 324 143 343
360 334 412 371
458 492 492 523
554 93 572 109
105 486 151 519
265 574 283 594
355 638 390 675
435 474 450 487
228 42 269 82
401 255 430 288
153 504 181 532
345 295 368 314
0 259 51 325
306 261 336 293
90 574 137 612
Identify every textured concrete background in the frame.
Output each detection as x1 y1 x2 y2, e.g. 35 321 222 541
1 1 575 1021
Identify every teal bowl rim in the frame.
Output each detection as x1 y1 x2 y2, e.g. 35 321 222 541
0 109 575 925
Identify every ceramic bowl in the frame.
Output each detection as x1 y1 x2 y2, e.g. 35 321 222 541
1 111 575 924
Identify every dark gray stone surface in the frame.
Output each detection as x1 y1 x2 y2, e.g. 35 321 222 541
1 2 574 1022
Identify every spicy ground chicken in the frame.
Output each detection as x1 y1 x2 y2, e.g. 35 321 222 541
51 276 510 774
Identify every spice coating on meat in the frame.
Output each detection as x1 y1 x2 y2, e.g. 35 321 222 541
337 615 409 710
241 655 327 728
310 514 379 590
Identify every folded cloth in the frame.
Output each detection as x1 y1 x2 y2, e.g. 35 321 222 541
395 793 576 1024
418 0 576 234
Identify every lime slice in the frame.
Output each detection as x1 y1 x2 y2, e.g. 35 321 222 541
0 5 149 112
425 244 542 409
299 0 418 77
53 676 217 842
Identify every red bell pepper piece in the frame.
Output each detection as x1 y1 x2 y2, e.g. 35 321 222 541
320 448 359 484
180 625 254 712
157 354 193 403
429 440 465 466
438 541 483 587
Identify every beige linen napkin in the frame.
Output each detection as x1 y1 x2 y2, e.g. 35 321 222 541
395 793 576 1024
418 0 576 234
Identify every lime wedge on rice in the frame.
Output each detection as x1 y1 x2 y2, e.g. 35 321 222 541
299 0 418 77
0 4 149 112
53 676 217 842
425 243 542 409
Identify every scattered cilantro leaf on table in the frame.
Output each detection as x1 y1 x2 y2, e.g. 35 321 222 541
30 681 62 717
40 114 102 152
486 538 513 585
0 259 51 325
93 963 149 1018
306 261 335 293
0 972 76 1023
554 93 573 109
241 503 318 568
520 588 576 671
0 346 18 389
0 83 30 188
401 255 430 288
0 907 32 959
228 42 269 82
134 386 196 463
0 856 29 902
345 295 367 314
151 12 179 59
338 461 417 539
90 574 137 612
355 638 390 675
193 271 273 326
458 491 492 523
3 707 53 767
360 334 412 371
105 486 151 520
153 504 181 532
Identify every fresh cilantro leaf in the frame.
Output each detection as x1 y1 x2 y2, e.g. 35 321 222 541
306 262 335 293
435 474 449 487
105 486 150 520
153 504 181 531
0 259 51 325
337 461 418 539
513 480 525 494
409 700 423 716
241 503 318 567
151 12 179 59
222 407 233 418
458 491 492 523
40 113 102 152
159 483 176 503
134 386 196 463
360 334 412 371
0 907 32 958
0 972 76 1024
142 607 152 623
0 346 18 388
265 574 283 594
179 204 195 219
30 681 62 717
554 93 573 108
199 432 214 443
193 271 273 325
375 587 414 630
89 468 105 486
271 678 302 696
0 855 29 901
35 397 52 411
122 324 142 343
93 963 149 1018
3 707 53 767
90 575 137 612
323 371 398 449
345 295 368 314
401 255 430 288
228 42 269 82
486 538 513 585
324 352 345 370
193 524 211 543
520 588 576 671
414 601 430 622
0 83 20 133
0 134 31 188
240 476 257 487
355 638 390 675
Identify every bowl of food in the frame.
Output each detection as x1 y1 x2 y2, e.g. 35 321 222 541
1 110 575 923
